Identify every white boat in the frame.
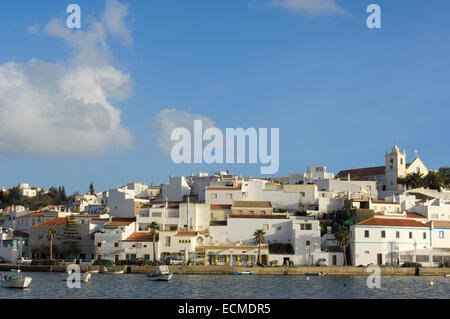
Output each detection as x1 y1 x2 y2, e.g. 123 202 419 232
147 265 173 281
81 272 92 282
0 273 32 289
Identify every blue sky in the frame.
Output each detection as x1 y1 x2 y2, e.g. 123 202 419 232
0 0 449 194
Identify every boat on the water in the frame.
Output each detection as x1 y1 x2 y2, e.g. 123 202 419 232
304 272 325 276
147 265 173 281
109 269 125 275
81 272 92 282
445 274 450 278
0 273 32 289
233 271 253 275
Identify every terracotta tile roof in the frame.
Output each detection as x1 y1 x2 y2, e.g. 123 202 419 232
17 211 44 219
210 204 232 210
405 212 426 219
229 214 288 219
33 217 70 228
206 184 242 191
176 231 199 237
104 217 135 226
232 201 272 208
123 232 158 242
372 200 398 205
356 217 429 228
433 221 450 229
336 166 385 179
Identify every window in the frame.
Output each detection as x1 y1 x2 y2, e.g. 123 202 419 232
114 242 119 248
365 230 370 238
439 231 444 239
381 231 386 238
97 242 102 247
423 232 427 239
396 231 400 238
261 211 266 215
263 224 269 231
210 193 217 199
300 223 312 230
409 232 412 239
165 237 171 247
152 212 162 217
306 241 310 246
300 192 306 197
226 193 232 199
249 211 254 215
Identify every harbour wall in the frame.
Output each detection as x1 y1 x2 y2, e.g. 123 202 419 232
1 264 449 276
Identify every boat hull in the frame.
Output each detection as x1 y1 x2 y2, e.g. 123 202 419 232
233 271 252 275
147 273 173 281
1 277 32 289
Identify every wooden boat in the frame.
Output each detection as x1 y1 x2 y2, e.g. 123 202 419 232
147 266 173 281
233 271 253 275
89 267 100 274
304 272 325 276
445 274 450 278
109 269 125 275
0 273 32 289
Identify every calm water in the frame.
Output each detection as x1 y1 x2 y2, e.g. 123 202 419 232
0 272 449 299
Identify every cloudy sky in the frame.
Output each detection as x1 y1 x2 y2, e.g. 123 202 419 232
0 0 449 194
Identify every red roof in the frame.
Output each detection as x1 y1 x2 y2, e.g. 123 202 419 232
123 232 158 242
336 166 385 178
356 217 428 228
405 212 426 219
33 217 70 228
176 231 199 237
210 204 232 210
372 200 398 205
229 214 288 219
104 217 135 227
206 184 242 191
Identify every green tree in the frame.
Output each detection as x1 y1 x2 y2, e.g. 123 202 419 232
47 228 57 260
423 171 444 191
147 221 160 262
62 216 80 258
253 229 266 266
438 167 450 189
89 183 95 195
335 225 350 266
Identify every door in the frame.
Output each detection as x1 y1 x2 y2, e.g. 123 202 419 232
332 255 337 266
377 254 383 266
261 255 268 265
114 255 119 263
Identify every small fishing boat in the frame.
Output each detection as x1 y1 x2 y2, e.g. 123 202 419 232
89 267 100 274
304 272 325 276
233 271 253 275
445 274 450 278
0 273 32 289
109 269 125 275
147 265 173 281
81 272 92 282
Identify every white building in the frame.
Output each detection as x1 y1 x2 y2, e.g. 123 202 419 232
288 166 334 185
408 198 450 221
350 217 433 266
18 183 36 198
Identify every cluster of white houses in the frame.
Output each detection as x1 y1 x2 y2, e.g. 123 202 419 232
1 145 449 267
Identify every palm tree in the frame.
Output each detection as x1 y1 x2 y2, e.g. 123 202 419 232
408 172 425 189
47 228 57 260
253 229 266 266
147 222 160 263
335 225 350 266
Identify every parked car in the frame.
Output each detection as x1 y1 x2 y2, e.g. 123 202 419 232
316 258 327 266
165 257 186 265
17 257 32 264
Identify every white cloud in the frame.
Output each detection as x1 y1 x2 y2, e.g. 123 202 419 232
153 108 215 156
269 0 349 16
0 0 134 156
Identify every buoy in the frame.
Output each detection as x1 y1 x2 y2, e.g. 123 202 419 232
429 281 434 286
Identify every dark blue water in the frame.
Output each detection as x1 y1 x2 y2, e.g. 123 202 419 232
0 272 448 299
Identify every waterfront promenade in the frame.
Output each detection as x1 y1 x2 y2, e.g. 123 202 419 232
1 264 449 276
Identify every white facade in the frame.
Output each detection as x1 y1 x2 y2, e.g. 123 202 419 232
288 166 334 185
408 199 450 221
350 218 432 266
18 183 36 198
